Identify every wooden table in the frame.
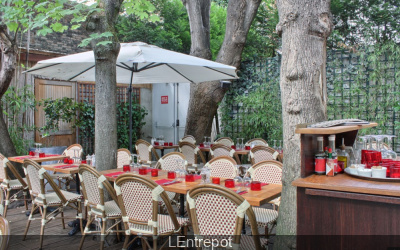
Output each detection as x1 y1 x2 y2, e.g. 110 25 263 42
100 168 282 209
8 155 68 164
41 163 80 194
152 145 179 157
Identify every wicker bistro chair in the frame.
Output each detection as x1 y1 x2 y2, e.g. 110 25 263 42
245 138 269 147
78 165 124 250
214 137 234 147
178 142 206 173
117 148 132 169
187 184 266 250
0 153 29 217
249 145 282 165
0 215 10 250
135 139 160 166
204 156 238 179
114 174 190 250
154 152 187 206
179 135 196 145
210 144 241 164
22 159 83 249
51 144 83 190
244 160 282 236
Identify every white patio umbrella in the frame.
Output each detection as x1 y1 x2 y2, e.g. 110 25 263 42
26 42 238 151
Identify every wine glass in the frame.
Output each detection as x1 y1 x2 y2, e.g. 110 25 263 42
130 154 139 173
236 138 241 150
384 135 397 160
278 140 283 154
372 135 387 158
207 137 211 148
34 143 42 157
273 140 277 150
234 175 243 192
242 166 252 191
358 136 368 150
365 135 375 150
203 136 207 147
175 159 186 182
241 138 245 150
73 149 81 163
352 138 362 164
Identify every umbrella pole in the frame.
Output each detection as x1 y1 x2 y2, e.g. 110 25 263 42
129 71 134 152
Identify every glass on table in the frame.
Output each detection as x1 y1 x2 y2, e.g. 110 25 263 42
123 165 130 172
167 171 176 179
185 174 195 182
384 135 397 160
212 177 220 185
151 168 159 177
225 179 235 188
273 140 277 150
250 181 262 191
236 138 241 150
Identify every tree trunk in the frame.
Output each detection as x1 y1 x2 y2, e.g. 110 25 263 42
0 24 18 157
86 0 123 172
183 0 261 143
274 0 332 248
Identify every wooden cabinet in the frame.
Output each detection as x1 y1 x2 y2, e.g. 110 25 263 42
292 123 400 249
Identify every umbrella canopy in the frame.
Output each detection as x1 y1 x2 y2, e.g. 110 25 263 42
26 41 238 152
26 42 238 83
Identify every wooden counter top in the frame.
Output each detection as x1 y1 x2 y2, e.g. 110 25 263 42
295 122 377 134
292 173 400 197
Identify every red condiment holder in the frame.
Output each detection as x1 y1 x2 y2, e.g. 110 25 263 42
167 171 176 179
154 142 160 146
139 167 147 175
225 179 235 188
81 160 87 164
151 169 159 177
250 181 262 191
199 143 204 147
39 153 45 158
212 177 220 185
231 145 236 150
245 146 251 150
210 144 214 147
169 142 173 146
123 165 130 172
164 142 168 146
63 158 69 164
68 159 74 164
29 151 35 156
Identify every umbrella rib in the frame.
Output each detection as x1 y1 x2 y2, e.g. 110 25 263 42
165 64 194 83
204 66 237 78
118 63 133 71
138 62 160 71
24 63 62 73
67 65 95 81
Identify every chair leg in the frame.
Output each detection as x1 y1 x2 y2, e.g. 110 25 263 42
153 236 158 250
122 233 130 250
61 210 65 229
100 219 106 250
79 214 94 250
3 190 10 218
116 222 121 242
23 191 28 210
23 204 36 240
40 205 48 249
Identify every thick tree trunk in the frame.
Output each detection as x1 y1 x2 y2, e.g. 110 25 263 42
86 0 123 172
274 0 332 248
0 24 18 157
183 0 261 143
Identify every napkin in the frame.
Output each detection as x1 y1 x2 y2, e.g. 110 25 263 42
104 171 126 178
194 175 202 180
14 156 34 160
53 164 78 169
155 179 181 186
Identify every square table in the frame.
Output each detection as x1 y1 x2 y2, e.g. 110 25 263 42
8 155 68 164
152 145 179 157
100 169 282 214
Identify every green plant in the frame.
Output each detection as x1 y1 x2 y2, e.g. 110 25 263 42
116 102 148 149
1 86 36 155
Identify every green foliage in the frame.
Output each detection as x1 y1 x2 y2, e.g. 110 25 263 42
116 0 191 54
220 57 282 142
0 0 92 37
221 42 400 151
1 86 36 155
116 0 279 59
329 0 400 48
116 102 148 149
40 98 147 154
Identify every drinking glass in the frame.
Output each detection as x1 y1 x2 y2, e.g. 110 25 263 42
175 159 186 181
384 135 397 160
358 136 369 150
34 143 42 157
250 181 262 191
278 140 283 154
242 166 251 191
207 137 211 148
203 136 207 147
241 138 245 150
365 135 375 150
236 138 241 150
273 140 277 150
234 176 243 192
